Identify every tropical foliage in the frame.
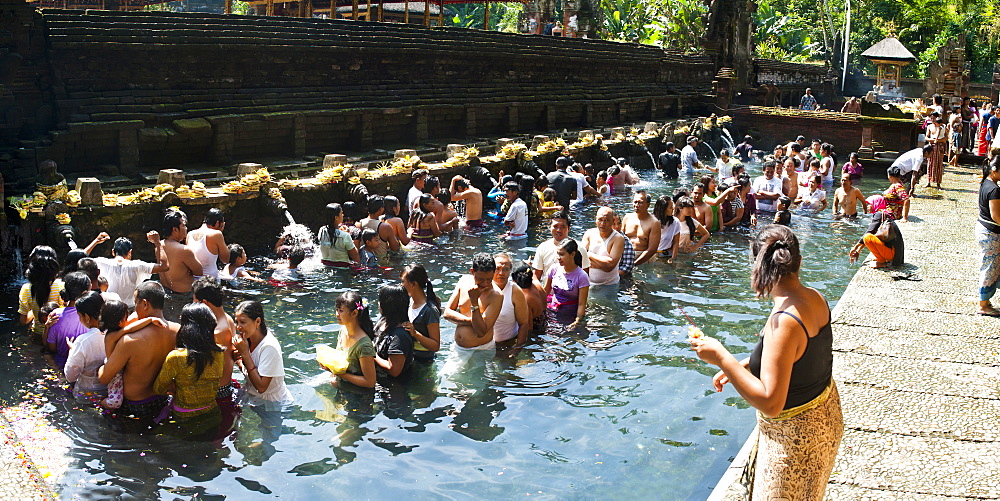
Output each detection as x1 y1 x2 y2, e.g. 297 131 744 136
598 0 706 50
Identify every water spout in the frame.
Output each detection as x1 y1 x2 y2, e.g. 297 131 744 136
721 128 736 153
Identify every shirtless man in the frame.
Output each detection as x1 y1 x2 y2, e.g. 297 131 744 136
450 175 484 229
359 194 401 259
159 209 203 322
492 253 531 351
99 281 178 419
781 156 800 202
581 207 626 286
833 174 869 219
691 184 716 232
623 190 661 267
443 253 504 357
186 208 229 279
192 276 236 398
784 135 807 158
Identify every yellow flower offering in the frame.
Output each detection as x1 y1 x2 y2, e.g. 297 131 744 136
55 213 71 225
316 344 349 374
687 325 704 339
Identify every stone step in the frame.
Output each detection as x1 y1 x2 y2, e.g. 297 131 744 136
834 307 1000 338
834 324 1000 365
834 351 1000 399
829 428 1000 498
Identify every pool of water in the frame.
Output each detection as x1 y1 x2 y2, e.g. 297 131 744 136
0 165 879 500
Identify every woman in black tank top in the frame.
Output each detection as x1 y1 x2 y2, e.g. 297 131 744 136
689 225 843 499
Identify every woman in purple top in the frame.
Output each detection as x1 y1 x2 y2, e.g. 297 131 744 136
841 152 863 181
543 238 590 329
46 271 92 371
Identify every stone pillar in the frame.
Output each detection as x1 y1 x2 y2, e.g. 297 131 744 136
207 116 237 165
74 177 103 206
118 129 139 176
465 108 477 137
531 135 550 149
293 114 307 157
446 144 466 158
394 149 418 160
858 124 875 160
323 154 348 168
360 113 374 150
545 106 557 130
237 163 263 177
507 105 519 133
584 104 593 126
415 110 429 141
157 169 186 188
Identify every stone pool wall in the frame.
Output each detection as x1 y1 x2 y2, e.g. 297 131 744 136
730 107 919 155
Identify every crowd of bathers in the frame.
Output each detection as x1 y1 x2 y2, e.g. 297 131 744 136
14 131 929 435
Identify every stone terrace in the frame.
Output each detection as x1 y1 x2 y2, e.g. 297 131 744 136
713 162 1000 499
826 164 1000 498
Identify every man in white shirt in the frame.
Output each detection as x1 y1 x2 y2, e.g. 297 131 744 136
752 160 784 212
406 168 429 214
568 163 599 203
891 145 933 195
680 136 703 175
503 182 529 240
95 232 169 308
532 211 590 280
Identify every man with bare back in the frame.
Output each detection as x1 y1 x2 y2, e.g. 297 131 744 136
833 174 869 219
622 190 661 267
443 253 504 363
450 175 484 230
160 209 203 322
99 281 178 419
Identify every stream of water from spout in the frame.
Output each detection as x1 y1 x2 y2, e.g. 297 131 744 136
721 128 736 153
283 210 296 226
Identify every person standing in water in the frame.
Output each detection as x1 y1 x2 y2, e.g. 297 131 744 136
186 208 229 279
450 175 484 230
491 253 531 351
400 264 442 363
580 207 625 285
623 191 662 267
691 225 842 499
443 253 504 357
159 209 204 322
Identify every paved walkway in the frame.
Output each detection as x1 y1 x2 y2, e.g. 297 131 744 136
0 411 52 500
826 163 1000 498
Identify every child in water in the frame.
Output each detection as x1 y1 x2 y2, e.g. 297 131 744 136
359 229 382 267
774 196 792 225
540 188 563 217
270 247 305 285
221 244 265 283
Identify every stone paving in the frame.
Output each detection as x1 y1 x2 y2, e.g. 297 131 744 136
827 163 1000 499
711 162 1000 500
0 411 52 500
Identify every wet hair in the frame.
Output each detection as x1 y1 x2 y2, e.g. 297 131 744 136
790 143 802 153
732 164 746 177
654 195 675 227
75 290 104 321
778 195 792 207
454 177 469 190
177 303 223 380
227 243 245 264
423 176 440 194
205 208 225 226
39 302 60 321
809 174 822 186
665 141 675 151
675 196 697 235
635 189 651 203
61 249 88 278
361 229 379 246
499 175 513 187
596 170 608 182
557 238 583 267
235 300 268 337
542 188 557 202
411 168 428 180
821 142 833 154
887 167 903 180
99 299 129 333
336 291 375 340
511 262 534 289
383 195 400 216
672 186 690 202
342 201 361 223
61 272 92 305
193 275 225 307
617 157 627 166
375 284 409 341
410 193 434 226
534 176 549 190
848 152 859 161
367 194 384 215
719 148 730 157
552 209 571 225
743 135 752 142
471 252 497 273
401 264 441 313
135 280 166 311
161 209 187 238
809 159 821 170
113 237 133 257
555 156 571 169
24 246 60 309
750 225 801 297
519 176 535 205
737 175 751 188
796 135 806 142
325 203 345 248
504 181 520 193
607 165 621 177
97 276 108 289
78 257 99 285
288 246 306 268
436 188 452 206
699 174 716 191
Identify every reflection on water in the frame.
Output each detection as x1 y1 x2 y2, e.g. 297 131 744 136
0 163 877 499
